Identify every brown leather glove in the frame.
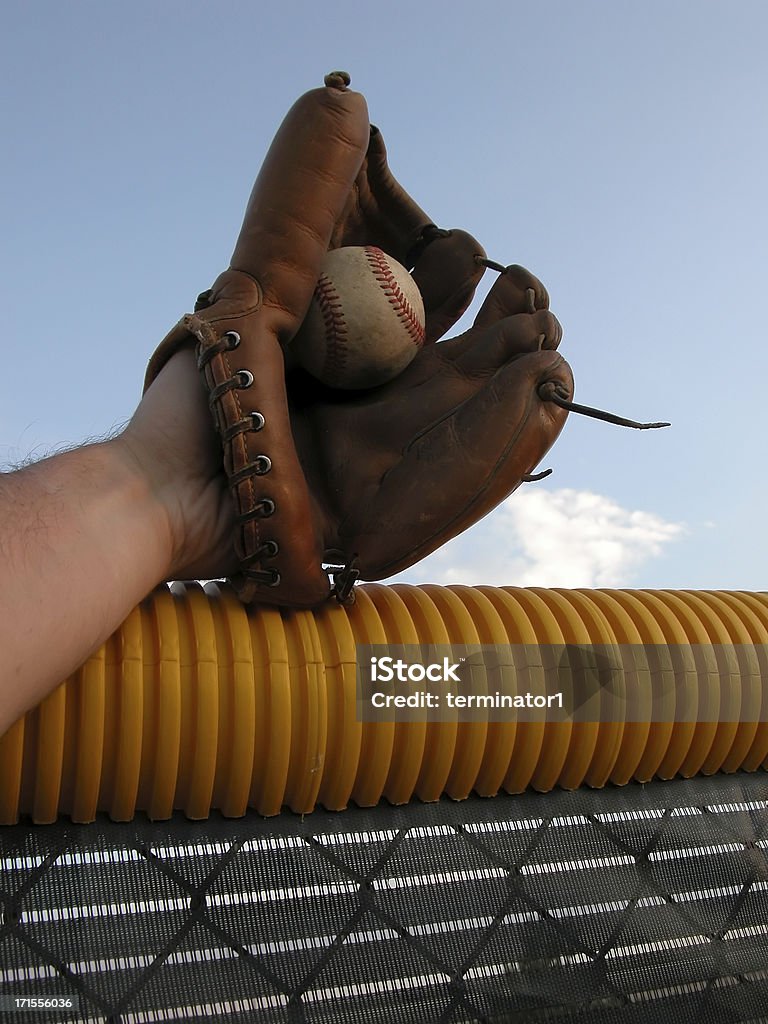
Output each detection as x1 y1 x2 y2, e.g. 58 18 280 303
145 72 573 607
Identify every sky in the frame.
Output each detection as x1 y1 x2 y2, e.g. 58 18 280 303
2 0 767 593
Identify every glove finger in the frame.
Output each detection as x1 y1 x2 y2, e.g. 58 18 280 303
348 350 573 578
472 264 551 328
330 126 431 261
331 123 487 344
410 229 488 344
329 123 487 344
439 309 563 373
228 74 370 342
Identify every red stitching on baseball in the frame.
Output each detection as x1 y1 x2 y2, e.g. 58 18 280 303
363 246 425 346
314 272 348 379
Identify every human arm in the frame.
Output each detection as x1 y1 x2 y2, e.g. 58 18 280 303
0 350 234 734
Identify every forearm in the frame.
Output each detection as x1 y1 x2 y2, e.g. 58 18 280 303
0 438 173 733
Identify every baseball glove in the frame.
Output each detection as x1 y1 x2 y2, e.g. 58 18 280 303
144 72 574 607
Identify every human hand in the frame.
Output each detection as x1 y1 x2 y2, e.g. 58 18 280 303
119 349 237 582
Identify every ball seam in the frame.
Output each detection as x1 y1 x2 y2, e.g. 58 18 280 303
313 272 348 381
364 246 425 346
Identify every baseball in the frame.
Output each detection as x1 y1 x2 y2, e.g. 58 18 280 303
289 245 426 390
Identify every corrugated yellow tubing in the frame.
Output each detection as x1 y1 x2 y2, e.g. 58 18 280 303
1 584 766 824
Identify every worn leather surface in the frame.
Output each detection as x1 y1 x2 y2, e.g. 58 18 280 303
145 73 573 606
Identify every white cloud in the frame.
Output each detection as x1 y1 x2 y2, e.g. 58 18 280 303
390 488 684 589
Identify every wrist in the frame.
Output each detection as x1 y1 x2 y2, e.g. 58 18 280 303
107 433 179 579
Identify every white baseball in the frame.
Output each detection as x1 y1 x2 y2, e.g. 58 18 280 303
289 245 426 390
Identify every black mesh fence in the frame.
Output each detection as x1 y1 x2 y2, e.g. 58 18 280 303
2 773 768 1023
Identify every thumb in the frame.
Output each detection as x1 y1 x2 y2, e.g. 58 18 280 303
227 73 370 342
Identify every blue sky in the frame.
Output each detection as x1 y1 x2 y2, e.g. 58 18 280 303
2 1 767 591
